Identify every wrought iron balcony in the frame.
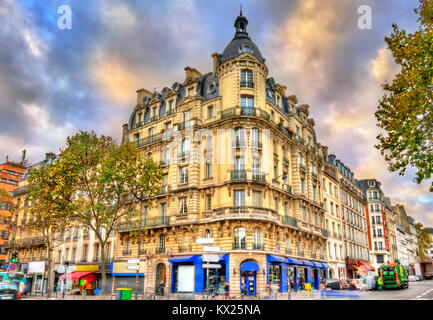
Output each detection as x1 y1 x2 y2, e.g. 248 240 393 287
165 109 176 116
156 248 165 254
252 243 265 250
145 216 169 227
283 157 289 165
283 184 293 195
282 215 298 228
122 249 131 256
252 171 266 182
212 206 281 224
221 107 236 119
297 136 305 145
321 229 329 237
230 170 247 181
278 125 293 140
135 133 163 148
240 81 254 88
259 110 270 121
240 107 256 115
233 240 246 250
149 115 159 123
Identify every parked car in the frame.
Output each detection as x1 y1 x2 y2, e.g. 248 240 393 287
0 282 21 300
360 275 377 290
408 275 417 282
416 275 423 281
423 273 433 280
325 279 343 290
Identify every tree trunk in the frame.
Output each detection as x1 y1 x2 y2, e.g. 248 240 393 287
46 247 54 298
100 242 107 295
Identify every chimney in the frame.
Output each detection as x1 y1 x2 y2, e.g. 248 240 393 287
184 66 202 80
45 152 56 160
211 53 220 74
136 88 152 104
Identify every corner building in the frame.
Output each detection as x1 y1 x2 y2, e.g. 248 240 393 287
117 12 330 298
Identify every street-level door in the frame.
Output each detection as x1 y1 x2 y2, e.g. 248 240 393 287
241 271 256 296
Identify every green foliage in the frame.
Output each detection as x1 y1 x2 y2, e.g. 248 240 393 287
415 221 432 261
375 0 433 191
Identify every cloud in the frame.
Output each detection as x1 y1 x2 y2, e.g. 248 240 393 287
370 46 400 81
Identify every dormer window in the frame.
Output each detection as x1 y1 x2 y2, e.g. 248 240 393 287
188 87 194 96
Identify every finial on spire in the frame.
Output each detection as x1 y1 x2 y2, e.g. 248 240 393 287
240 4 242 16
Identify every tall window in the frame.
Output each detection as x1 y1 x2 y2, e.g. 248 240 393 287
179 197 187 214
158 234 165 253
162 147 170 164
300 178 305 194
82 244 88 262
302 207 307 221
233 227 246 249
240 70 253 87
234 156 245 170
179 166 189 184
234 127 246 146
204 229 211 238
252 157 261 175
206 162 212 178
251 128 260 148
207 105 213 118
160 202 167 218
284 202 289 215
234 190 245 206
206 195 212 211
181 139 190 157
240 96 254 114
252 191 262 207
312 185 317 200
253 228 263 249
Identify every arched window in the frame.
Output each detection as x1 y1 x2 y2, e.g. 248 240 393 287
253 228 263 250
233 227 246 249
204 229 211 238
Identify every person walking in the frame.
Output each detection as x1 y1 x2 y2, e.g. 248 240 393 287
159 280 165 297
224 282 229 300
377 276 383 291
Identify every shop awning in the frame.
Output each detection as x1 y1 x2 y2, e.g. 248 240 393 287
358 261 375 271
168 256 196 263
301 260 314 267
240 261 259 272
267 255 287 263
59 271 98 281
311 262 322 268
287 258 303 265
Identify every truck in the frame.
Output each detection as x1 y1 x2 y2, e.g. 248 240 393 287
419 261 433 279
379 262 409 289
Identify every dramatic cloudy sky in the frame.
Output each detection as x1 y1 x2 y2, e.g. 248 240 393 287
0 0 432 226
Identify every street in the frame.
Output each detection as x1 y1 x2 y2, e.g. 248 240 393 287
19 280 433 301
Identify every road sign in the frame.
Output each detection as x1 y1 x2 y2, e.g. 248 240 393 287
202 254 221 262
203 246 221 252
126 265 139 270
127 259 140 264
202 263 221 269
9 263 16 271
195 238 214 244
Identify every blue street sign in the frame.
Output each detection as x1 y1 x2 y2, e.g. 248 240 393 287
9 263 16 271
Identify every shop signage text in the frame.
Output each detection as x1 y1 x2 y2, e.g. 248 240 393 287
202 254 221 262
195 238 214 244
203 246 221 252
202 263 222 269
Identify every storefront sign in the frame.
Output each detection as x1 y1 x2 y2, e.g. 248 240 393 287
28 261 45 274
202 254 220 262
203 246 221 252
202 263 221 269
111 261 146 275
76 265 99 272
195 238 214 244
126 265 139 270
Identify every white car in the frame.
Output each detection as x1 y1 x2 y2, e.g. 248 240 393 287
408 275 417 282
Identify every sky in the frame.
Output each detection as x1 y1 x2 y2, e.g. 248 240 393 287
0 0 432 226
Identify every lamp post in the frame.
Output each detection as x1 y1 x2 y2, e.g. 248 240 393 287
135 200 143 301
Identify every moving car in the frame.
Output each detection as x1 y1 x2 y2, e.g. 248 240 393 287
408 275 417 282
325 279 343 290
0 282 21 300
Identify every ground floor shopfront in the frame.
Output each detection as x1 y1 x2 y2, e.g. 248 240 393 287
345 257 375 278
111 253 329 297
327 262 347 279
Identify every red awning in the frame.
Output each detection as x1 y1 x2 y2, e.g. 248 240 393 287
59 271 98 281
358 261 375 271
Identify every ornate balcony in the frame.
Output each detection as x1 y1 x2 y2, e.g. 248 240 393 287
233 240 246 250
135 133 163 148
230 170 247 181
321 229 329 238
282 215 298 228
283 157 289 165
212 206 280 224
283 184 293 195
228 170 267 183
252 243 265 250
240 81 254 88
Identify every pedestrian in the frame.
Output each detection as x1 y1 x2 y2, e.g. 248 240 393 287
377 276 383 291
224 282 229 300
159 280 165 296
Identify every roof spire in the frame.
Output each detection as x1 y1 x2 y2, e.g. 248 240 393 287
234 8 249 39
240 4 242 16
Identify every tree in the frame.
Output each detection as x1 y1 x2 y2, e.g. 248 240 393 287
415 221 432 261
52 131 163 295
375 0 433 191
26 161 73 298
112 142 164 299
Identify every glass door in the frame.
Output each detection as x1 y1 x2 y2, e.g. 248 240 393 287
241 271 256 296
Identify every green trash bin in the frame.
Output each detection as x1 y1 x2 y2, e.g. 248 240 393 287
117 288 133 300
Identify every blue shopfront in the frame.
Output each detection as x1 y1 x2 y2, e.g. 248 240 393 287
267 255 328 293
169 254 229 294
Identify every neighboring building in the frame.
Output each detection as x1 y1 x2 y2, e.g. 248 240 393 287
6 152 58 294
0 153 27 267
322 151 345 279
116 11 330 298
392 204 412 269
327 156 371 278
407 216 419 275
384 197 398 263
358 179 395 272
425 227 433 261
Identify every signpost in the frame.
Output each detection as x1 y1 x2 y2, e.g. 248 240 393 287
126 265 140 270
203 245 221 252
195 238 215 244
196 238 222 294
202 254 221 263
202 264 222 269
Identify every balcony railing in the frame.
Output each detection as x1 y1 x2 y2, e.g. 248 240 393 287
259 110 270 121
286 248 292 255
321 229 329 237
298 250 304 257
145 216 169 227
251 141 262 149
122 249 131 256
221 107 236 119
278 125 294 140
252 171 266 182
178 151 190 159
282 215 298 228
297 136 305 145
233 241 246 250
283 184 293 195
230 170 247 181
311 172 318 179
156 248 165 254
212 206 280 224
252 243 265 250
135 133 163 148
165 109 176 116
283 157 289 165
240 81 254 88
149 115 159 123
240 107 256 115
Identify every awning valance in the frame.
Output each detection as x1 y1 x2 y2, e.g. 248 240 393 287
358 261 375 271
301 260 314 267
59 271 98 281
168 256 196 263
287 258 303 265
267 255 287 264
241 261 259 272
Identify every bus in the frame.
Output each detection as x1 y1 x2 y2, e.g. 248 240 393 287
0 272 27 294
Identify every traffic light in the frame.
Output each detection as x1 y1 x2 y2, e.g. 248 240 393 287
11 252 17 263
